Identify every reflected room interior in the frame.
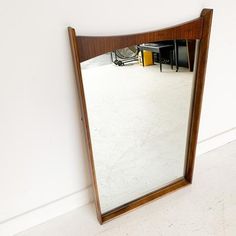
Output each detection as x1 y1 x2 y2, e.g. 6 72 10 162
81 39 198 214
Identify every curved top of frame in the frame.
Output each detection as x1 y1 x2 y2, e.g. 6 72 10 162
69 9 212 62
68 9 213 62
74 17 203 62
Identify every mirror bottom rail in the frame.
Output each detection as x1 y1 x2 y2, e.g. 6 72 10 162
101 177 190 223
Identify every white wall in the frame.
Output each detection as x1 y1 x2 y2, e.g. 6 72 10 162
0 0 235 235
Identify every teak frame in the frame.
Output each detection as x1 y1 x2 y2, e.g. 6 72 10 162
68 8 213 224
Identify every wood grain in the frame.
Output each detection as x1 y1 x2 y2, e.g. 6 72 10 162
68 8 213 224
68 27 102 224
102 178 189 223
185 9 213 183
77 18 203 62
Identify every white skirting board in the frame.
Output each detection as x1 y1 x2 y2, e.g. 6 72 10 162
196 128 236 156
0 187 93 236
1 127 235 236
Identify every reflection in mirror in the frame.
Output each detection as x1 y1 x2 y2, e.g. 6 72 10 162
81 40 198 213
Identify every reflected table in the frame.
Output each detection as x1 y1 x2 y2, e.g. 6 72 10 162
138 42 179 72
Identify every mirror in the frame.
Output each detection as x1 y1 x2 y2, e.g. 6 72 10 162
81 40 198 213
68 8 213 223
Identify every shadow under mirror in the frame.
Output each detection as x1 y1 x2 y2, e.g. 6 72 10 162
81 39 199 214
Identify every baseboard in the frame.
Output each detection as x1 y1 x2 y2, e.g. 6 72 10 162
1 128 235 236
0 186 93 236
197 127 236 156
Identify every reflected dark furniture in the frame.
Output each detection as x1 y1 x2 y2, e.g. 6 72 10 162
137 43 175 72
187 40 196 71
174 40 196 72
138 40 196 72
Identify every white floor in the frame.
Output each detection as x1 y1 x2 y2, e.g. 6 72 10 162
82 63 194 213
16 140 236 236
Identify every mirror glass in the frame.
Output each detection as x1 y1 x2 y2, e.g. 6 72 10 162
81 40 199 213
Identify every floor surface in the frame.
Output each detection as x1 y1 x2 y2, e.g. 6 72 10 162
17 140 236 236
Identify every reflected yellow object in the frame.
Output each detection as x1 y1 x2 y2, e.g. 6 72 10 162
138 50 153 66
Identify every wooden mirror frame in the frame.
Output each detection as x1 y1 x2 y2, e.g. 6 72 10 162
68 8 213 224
